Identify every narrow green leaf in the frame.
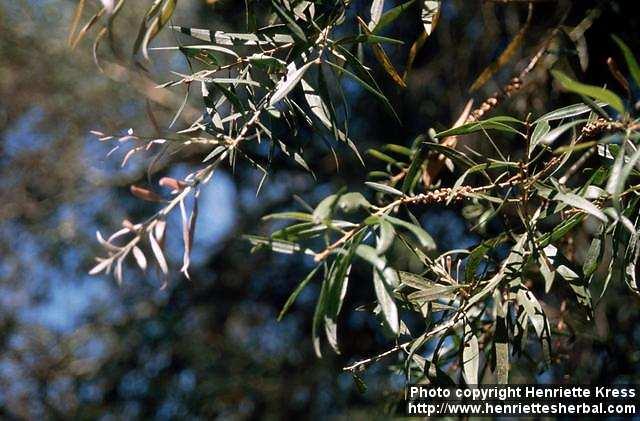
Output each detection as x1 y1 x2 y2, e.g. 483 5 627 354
373 267 400 334
534 102 606 123
270 0 307 42
538 214 585 247
338 192 372 213
372 0 416 34
465 235 507 282
435 116 523 138
369 0 385 30
377 219 396 254
399 271 433 290
582 234 603 277
554 192 607 223
312 272 329 357
551 70 625 115
612 35 640 88
365 181 404 196
539 119 587 146
516 288 551 366
407 285 458 302
530 120 550 152
263 212 313 222
494 295 509 384
278 265 321 321
383 215 436 250
326 61 399 122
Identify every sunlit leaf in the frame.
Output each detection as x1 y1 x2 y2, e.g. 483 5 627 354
270 61 316 106
372 0 416 34
369 0 385 30
421 0 441 35
365 181 404 196
462 323 479 385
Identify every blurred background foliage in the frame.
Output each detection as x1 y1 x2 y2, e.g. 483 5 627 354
1 0 640 419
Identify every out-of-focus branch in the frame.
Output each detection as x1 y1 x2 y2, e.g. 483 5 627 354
101 60 201 123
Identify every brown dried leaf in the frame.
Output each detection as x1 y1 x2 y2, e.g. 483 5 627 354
130 185 164 202
469 4 533 93
357 16 406 88
159 177 187 192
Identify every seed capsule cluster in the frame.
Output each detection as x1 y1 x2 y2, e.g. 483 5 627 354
469 77 523 122
581 118 625 139
407 185 475 205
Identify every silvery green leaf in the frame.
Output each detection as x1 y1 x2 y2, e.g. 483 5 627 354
373 267 399 335
369 0 385 30
462 323 479 385
554 192 607 223
365 181 404 196
534 102 606 123
269 61 315 106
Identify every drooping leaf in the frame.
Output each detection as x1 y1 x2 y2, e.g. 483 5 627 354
376 219 396 255
383 215 436 250
148 230 169 275
325 61 400 122
324 240 360 353
583 232 604 277
494 292 509 384
357 17 406 88
373 267 400 335
356 245 400 334
312 269 329 357
278 265 321 321
551 70 625 115
270 0 307 42
516 288 551 366
612 35 640 88
133 0 177 61
462 322 479 385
